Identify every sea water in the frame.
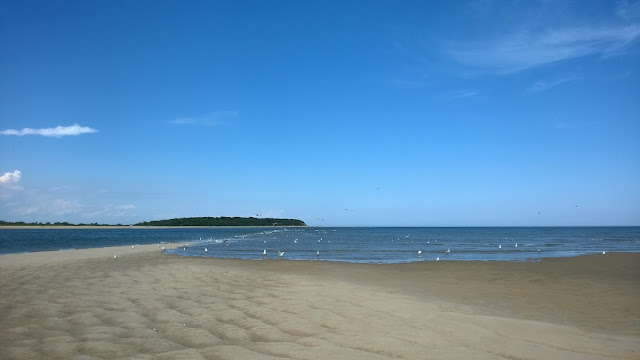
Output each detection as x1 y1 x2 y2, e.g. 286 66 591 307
1 227 638 263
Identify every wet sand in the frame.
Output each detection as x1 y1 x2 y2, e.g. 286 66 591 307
1 246 638 359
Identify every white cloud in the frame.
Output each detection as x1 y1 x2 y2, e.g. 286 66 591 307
0 124 98 137
448 24 640 73
528 76 581 92
0 170 23 198
170 111 238 126
0 170 23 191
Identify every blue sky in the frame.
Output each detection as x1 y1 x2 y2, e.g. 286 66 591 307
1 0 639 226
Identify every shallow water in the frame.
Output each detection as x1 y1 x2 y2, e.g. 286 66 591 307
1 227 638 263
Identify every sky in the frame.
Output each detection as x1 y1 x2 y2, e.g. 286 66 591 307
1 0 639 227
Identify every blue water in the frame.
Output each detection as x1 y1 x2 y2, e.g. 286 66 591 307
1 227 638 263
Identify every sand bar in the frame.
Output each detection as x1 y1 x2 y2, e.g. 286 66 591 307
1 246 638 359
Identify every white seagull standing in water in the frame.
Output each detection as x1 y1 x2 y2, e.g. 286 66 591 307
263 249 267 255
278 251 285 257
204 248 208 252
418 250 422 255
435 257 440 261
445 248 451 254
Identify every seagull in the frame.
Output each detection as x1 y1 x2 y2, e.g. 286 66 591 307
294 239 298 244
318 238 322 243
418 250 422 255
316 250 320 256
131 245 135 249
278 251 285 257
263 249 267 255
204 248 208 252
113 254 117 259
162 246 165 250
515 243 518 248
499 244 502 249
445 248 451 254
435 257 440 261
602 251 606 255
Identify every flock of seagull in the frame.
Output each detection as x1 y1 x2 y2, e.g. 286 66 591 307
112 233 609 260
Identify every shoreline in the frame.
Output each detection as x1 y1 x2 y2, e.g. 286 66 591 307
0 225 308 229
1 245 638 359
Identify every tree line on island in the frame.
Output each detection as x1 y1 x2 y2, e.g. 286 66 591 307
0 217 307 227
136 217 306 227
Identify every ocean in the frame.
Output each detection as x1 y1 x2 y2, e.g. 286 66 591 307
1 227 638 263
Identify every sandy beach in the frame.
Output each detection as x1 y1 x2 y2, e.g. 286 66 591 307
1 246 638 360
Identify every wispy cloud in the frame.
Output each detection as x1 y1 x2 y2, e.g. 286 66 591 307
0 124 98 137
0 171 136 221
528 76 581 92
554 120 597 130
617 0 640 20
446 89 479 100
86 204 136 218
170 110 238 126
387 78 430 89
14 198 82 216
448 24 640 73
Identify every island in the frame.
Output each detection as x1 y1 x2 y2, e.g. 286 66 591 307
135 216 306 227
0 217 307 227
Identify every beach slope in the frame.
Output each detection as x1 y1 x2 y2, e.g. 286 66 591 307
1 246 638 359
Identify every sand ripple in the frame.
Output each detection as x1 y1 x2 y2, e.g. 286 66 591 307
1 249 638 359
